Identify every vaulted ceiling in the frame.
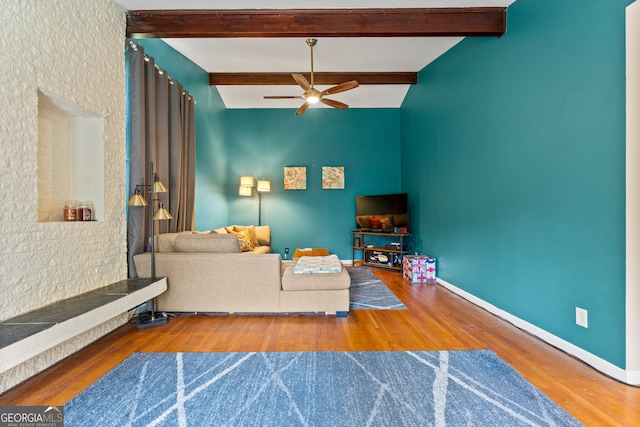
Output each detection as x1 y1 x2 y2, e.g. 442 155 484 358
114 1 515 110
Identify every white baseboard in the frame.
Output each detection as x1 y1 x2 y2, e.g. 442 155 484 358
436 277 640 386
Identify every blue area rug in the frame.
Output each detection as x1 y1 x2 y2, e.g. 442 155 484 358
65 350 581 426
348 267 407 310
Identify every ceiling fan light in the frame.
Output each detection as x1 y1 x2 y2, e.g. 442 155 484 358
307 95 319 104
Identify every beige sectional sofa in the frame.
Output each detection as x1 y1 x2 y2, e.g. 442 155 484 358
133 226 350 317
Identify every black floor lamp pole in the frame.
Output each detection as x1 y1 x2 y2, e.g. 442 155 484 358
149 160 156 280
138 160 167 329
258 191 263 226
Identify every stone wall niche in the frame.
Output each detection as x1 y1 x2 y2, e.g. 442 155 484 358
37 89 105 222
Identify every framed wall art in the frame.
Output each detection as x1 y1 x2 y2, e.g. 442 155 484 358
284 166 307 190
322 166 345 189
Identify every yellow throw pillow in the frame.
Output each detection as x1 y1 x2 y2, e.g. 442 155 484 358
234 225 259 247
235 229 255 252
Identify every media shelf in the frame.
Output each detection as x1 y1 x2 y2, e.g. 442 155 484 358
351 230 410 271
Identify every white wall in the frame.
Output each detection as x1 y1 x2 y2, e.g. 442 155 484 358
627 0 640 383
0 0 127 392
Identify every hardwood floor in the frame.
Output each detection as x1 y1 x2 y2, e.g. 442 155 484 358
1 269 639 426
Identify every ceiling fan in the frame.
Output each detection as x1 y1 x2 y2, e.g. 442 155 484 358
264 39 359 116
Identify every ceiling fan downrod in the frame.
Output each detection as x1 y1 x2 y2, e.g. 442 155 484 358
307 38 317 88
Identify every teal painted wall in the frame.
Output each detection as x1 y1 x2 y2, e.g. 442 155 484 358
400 0 630 367
226 108 401 259
133 39 228 228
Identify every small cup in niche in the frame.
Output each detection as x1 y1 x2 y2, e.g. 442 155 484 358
78 201 92 221
64 200 78 221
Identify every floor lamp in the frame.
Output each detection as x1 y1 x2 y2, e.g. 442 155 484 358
239 175 271 226
128 161 173 328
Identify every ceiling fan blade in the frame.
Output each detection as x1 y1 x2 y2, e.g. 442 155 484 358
321 80 359 96
321 98 349 110
292 73 312 91
264 95 303 99
295 102 311 116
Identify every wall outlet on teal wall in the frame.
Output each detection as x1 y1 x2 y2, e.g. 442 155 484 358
576 307 588 328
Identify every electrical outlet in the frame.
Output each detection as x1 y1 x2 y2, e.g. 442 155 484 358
576 307 588 328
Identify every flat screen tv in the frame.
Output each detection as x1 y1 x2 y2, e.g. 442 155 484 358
355 193 408 231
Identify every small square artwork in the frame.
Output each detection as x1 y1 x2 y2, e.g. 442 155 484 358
284 166 307 190
322 166 345 189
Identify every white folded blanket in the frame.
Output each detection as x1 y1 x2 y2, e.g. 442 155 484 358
293 254 343 274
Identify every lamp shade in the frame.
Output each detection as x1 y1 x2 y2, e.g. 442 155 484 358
127 188 148 206
239 185 252 196
152 202 173 220
240 175 255 187
153 180 168 193
257 180 271 192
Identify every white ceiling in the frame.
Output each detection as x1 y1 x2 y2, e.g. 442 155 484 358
114 1 516 110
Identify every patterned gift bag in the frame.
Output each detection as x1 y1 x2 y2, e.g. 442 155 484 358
403 255 420 280
425 256 436 284
408 256 436 284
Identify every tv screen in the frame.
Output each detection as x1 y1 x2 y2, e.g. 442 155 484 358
355 193 408 231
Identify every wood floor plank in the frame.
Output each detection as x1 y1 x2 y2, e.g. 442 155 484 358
1 269 639 426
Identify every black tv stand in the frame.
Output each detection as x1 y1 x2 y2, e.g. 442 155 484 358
351 230 410 272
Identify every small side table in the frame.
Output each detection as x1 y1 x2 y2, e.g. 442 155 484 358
292 247 329 259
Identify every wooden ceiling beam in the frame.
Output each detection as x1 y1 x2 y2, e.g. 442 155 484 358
209 72 418 86
127 8 506 38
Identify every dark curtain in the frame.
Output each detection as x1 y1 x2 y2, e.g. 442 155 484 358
127 42 196 277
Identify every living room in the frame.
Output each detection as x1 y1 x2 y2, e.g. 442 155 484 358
132 0 640 386
1 0 639 422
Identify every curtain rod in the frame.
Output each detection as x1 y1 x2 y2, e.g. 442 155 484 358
128 41 194 103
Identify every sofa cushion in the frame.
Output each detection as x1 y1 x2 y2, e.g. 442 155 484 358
250 246 271 254
281 264 350 291
173 234 241 253
255 225 270 247
192 230 213 235
213 225 271 246
155 231 191 253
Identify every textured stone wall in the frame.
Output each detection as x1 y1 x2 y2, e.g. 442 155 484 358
0 0 127 392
